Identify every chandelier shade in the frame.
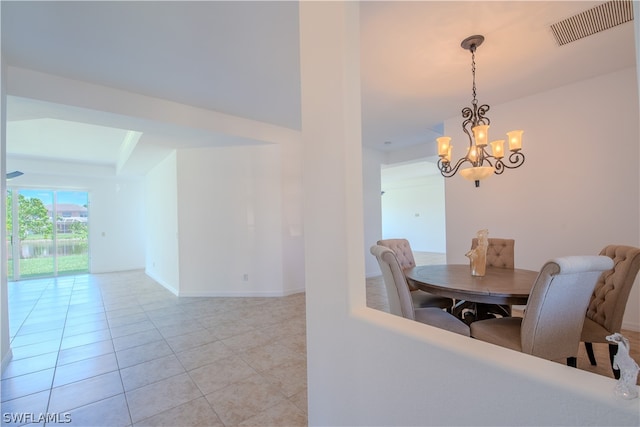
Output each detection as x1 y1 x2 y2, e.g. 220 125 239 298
437 35 525 187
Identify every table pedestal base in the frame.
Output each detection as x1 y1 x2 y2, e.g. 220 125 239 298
454 301 512 325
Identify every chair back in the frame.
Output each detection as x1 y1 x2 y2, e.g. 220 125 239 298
377 238 420 291
471 238 515 269
586 245 640 334
521 256 614 360
370 245 415 320
377 239 416 269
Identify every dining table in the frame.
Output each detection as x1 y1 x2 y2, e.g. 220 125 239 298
405 264 539 321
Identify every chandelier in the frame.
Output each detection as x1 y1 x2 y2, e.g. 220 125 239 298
436 35 524 187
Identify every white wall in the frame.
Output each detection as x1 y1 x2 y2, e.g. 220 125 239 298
87 177 146 273
279 137 306 294
145 151 180 293
174 144 299 297
444 67 640 331
362 147 384 277
303 3 639 426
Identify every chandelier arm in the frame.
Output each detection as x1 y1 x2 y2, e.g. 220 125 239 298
479 147 493 166
475 104 490 126
437 156 471 178
500 151 526 170
493 158 506 175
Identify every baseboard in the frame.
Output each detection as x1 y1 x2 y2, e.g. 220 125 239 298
1 348 13 375
178 287 305 298
144 270 179 296
143 269 306 298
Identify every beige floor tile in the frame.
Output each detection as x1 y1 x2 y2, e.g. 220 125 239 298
176 340 234 371
133 396 223 427
109 319 157 339
106 311 149 328
205 373 287 426
1 368 55 402
289 389 308 415
238 399 307 427
105 305 146 320
272 332 306 354
63 393 131 426
9 338 61 361
259 359 307 398
164 329 218 352
1 352 57 380
120 354 186 391
239 341 305 372
62 319 109 338
59 329 112 351
221 329 276 353
56 339 114 366
66 311 104 324
189 355 257 395
9 329 64 348
53 353 119 387
111 328 164 352
201 319 256 340
156 319 206 339
115 339 174 369
0 390 50 419
125 372 203 423
16 319 66 336
48 371 123 414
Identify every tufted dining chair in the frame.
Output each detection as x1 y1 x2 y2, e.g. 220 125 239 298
377 239 453 310
581 245 640 379
470 256 614 366
370 245 469 336
471 238 515 269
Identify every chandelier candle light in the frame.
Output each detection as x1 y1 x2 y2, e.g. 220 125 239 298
437 35 525 187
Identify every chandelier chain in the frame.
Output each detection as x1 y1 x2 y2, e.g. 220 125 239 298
471 46 477 105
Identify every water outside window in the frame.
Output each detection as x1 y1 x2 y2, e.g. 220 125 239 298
6 188 89 279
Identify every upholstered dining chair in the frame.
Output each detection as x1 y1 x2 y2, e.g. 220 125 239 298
470 256 614 366
370 245 469 336
377 239 453 310
581 245 640 379
471 238 515 269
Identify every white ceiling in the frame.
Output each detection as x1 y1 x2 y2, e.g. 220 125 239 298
1 1 636 177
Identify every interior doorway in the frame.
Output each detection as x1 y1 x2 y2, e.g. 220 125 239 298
380 160 446 253
6 188 89 279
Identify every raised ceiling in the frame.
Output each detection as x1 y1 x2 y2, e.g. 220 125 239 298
1 1 636 176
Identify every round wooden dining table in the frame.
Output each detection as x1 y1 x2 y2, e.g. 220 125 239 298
405 264 539 306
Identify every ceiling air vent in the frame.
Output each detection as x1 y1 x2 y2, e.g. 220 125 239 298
550 0 634 46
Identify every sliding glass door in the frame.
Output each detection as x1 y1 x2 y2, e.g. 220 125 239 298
55 191 89 275
6 188 89 279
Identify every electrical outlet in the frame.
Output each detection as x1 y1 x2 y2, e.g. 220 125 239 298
243 273 249 282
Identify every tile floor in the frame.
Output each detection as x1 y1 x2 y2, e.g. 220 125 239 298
2 271 307 426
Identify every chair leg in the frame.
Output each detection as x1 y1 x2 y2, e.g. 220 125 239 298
567 357 577 368
608 343 620 379
585 342 597 366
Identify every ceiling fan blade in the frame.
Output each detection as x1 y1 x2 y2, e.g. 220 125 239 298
6 171 24 180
